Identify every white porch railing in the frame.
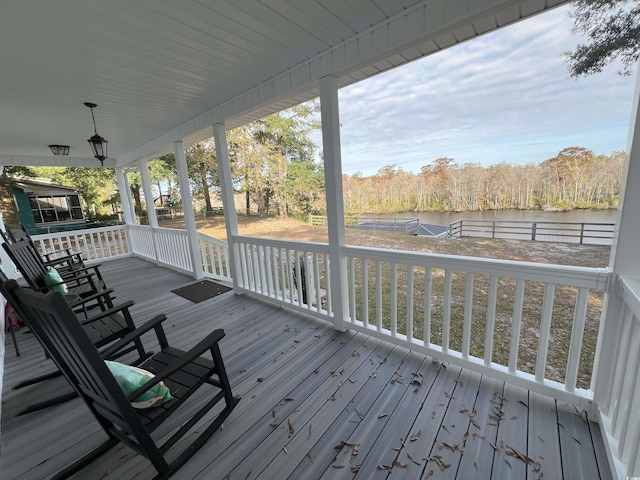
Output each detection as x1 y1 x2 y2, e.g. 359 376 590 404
233 236 331 317
32 226 231 282
198 233 232 282
599 276 640 477
32 226 130 262
233 235 610 411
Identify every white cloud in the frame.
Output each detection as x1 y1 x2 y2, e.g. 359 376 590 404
327 5 636 176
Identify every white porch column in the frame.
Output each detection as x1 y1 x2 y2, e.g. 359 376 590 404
138 158 158 228
174 141 204 279
593 71 640 409
115 167 134 225
212 123 240 290
319 75 348 332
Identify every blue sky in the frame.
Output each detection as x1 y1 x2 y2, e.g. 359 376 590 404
324 4 637 177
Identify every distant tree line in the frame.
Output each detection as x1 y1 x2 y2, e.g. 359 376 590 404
342 147 625 214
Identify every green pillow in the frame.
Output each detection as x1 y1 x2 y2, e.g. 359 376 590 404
105 360 172 409
44 267 69 294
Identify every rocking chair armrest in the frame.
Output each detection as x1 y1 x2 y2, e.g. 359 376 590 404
100 314 168 360
82 300 136 324
127 328 225 401
60 264 103 279
66 288 116 308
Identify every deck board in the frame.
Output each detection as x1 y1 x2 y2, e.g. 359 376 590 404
1 257 612 480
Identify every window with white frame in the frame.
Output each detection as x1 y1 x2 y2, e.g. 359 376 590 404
29 194 84 224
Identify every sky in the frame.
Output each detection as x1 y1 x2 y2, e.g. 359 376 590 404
320 4 637 177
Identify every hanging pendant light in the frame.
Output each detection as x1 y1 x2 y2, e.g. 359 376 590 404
84 102 108 166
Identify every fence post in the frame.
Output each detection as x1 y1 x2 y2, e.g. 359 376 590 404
492 221 496 238
580 223 585 244
532 222 537 241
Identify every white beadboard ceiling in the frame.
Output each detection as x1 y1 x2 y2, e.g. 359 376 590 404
0 0 568 168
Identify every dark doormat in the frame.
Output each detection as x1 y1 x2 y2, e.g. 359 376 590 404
171 280 232 303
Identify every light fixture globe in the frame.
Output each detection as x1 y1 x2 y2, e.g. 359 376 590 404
84 102 108 166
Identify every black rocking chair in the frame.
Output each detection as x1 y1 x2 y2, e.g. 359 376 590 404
1 278 240 480
0 269 149 415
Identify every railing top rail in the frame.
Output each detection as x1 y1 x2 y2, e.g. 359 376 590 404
342 244 610 289
33 224 126 241
233 234 331 254
197 232 228 248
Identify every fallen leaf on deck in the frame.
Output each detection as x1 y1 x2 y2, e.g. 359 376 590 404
393 461 407 468
378 413 389 419
257 377 264 382
378 464 392 470
410 430 421 441
288 419 294 438
306 452 313 463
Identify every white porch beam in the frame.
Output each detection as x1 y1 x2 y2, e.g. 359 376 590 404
138 158 158 229
173 141 204 280
115 167 134 226
319 75 348 332
212 123 240 290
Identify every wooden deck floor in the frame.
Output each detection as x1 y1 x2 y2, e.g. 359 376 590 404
1 258 612 480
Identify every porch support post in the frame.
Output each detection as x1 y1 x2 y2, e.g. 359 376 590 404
320 75 347 332
212 123 240 290
115 167 134 225
138 158 158 228
593 71 640 411
173 141 204 279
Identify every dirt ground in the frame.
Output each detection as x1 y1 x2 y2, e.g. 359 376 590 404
160 215 611 268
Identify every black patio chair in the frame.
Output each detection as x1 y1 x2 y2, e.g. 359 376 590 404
0 270 150 415
2 237 108 304
1 277 239 480
2 226 85 274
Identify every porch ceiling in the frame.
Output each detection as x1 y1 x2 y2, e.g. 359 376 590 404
0 0 568 169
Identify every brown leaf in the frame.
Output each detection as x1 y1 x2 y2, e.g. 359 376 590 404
425 470 434 478
505 446 534 465
511 416 518 420
444 391 454 399
378 413 389 419
351 465 361 473
378 464 392 470
306 452 313 463
534 461 541 472
257 377 264 382
332 465 345 469
287 419 294 438
355 408 365 420
271 409 276 418
244 472 252 480
518 400 529 408
407 452 421 465
471 418 480 429
410 430 422 441
393 460 407 468
441 425 451 435
284 397 295 401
